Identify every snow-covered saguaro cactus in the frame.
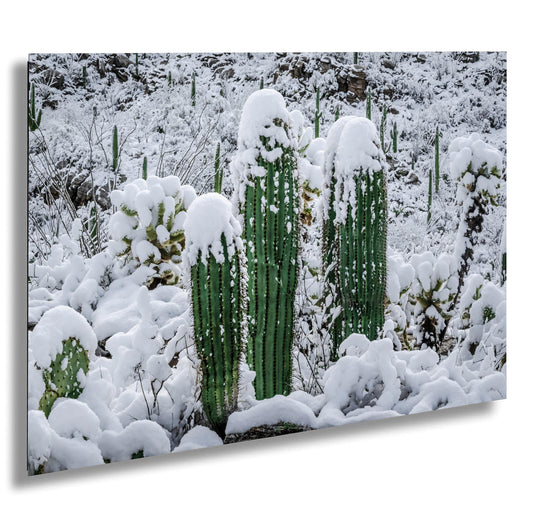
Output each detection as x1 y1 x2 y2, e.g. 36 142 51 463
409 252 459 350
231 89 301 400
108 176 196 288
184 193 246 436
448 133 503 312
30 306 97 417
322 117 388 358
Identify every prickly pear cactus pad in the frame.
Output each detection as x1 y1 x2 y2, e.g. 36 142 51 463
29 306 96 417
26 52 507 476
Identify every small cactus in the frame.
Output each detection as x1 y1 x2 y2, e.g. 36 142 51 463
28 83 42 132
191 72 196 106
142 156 148 180
112 125 119 172
427 167 433 223
391 121 398 153
314 87 322 138
365 88 372 120
435 125 441 193
213 142 222 193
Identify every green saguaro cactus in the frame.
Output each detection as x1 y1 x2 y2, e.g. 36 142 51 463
38 338 90 417
322 116 387 358
185 193 245 436
232 89 300 400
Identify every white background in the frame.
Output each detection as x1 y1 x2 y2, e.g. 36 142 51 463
1 2 531 514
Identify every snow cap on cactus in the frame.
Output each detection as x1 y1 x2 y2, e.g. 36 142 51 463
335 117 383 176
324 116 385 225
231 89 296 205
184 192 243 265
449 133 502 180
448 133 502 204
237 89 293 155
30 305 97 369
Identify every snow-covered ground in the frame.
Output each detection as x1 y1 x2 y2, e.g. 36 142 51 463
27 52 506 474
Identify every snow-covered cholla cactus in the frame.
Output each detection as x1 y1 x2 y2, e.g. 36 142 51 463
108 176 196 288
409 252 459 350
458 274 506 369
184 193 246 436
385 254 415 349
231 89 301 400
29 306 97 417
449 133 503 300
322 117 388 358
290 109 320 226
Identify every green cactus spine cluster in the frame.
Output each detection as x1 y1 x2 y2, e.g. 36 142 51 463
38 338 90 417
189 228 244 437
214 142 222 193
238 106 300 400
323 118 387 358
28 83 42 132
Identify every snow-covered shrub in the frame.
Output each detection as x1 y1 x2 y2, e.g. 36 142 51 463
28 220 112 325
317 333 505 425
322 116 387 358
184 193 246 436
108 176 196 288
29 305 97 416
409 252 459 350
28 407 104 474
231 89 301 400
449 133 503 302
98 420 171 462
